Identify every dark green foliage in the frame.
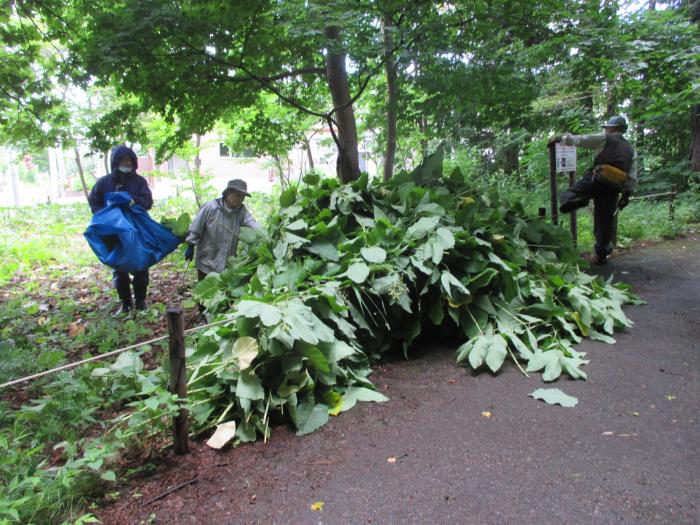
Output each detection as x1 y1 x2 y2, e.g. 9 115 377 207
179 152 638 442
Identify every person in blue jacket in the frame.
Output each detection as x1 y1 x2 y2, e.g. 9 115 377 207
88 145 153 314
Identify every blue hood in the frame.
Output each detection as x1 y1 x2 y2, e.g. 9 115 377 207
110 145 139 175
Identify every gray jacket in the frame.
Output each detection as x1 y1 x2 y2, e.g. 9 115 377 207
562 132 638 193
186 198 260 274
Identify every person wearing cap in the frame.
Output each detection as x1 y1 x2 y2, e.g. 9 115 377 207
88 145 154 314
184 179 260 279
549 115 637 265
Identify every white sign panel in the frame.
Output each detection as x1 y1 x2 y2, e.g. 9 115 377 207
555 143 577 173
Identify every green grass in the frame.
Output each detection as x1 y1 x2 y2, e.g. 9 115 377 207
0 190 285 524
558 190 700 253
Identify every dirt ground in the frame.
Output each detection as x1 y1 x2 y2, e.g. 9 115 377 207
96 234 700 525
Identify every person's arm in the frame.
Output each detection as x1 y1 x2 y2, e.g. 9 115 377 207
242 209 261 229
185 206 208 246
133 177 153 210
87 179 105 213
560 133 607 150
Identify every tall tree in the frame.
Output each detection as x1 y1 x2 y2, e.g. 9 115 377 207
28 0 397 183
0 3 71 149
690 0 700 171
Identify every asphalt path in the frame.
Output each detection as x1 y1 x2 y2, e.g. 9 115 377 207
102 235 699 525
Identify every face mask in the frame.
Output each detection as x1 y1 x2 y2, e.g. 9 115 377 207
118 166 132 173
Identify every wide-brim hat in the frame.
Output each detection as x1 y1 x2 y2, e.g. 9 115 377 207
222 179 251 197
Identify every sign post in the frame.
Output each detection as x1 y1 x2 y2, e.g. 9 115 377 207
549 143 578 245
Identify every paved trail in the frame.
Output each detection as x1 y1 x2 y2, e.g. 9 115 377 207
101 236 699 525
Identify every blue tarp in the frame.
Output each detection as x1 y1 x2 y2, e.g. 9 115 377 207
84 191 181 273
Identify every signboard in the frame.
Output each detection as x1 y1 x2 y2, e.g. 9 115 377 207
555 143 577 173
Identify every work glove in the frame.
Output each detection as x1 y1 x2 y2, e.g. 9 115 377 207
184 244 195 261
617 191 631 210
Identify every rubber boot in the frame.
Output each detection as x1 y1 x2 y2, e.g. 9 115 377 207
132 270 149 311
114 299 132 316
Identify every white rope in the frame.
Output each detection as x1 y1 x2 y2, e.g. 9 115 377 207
0 316 235 390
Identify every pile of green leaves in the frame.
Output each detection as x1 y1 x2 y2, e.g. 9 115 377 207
180 151 639 442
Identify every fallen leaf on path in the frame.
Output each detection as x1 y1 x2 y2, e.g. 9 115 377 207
530 388 578 407
387 456 397 463
311 501 324 511
666 395 676 401
481 411 492 418
205 421 237 449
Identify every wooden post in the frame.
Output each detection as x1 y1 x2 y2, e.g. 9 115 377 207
669 185 676 221
548 143 558 225
167 306 189 455
568 172 578 246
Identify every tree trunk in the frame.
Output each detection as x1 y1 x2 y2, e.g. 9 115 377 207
103 151 109 174
56 146 66 198
9 162 20 206
194 134 202 176
419 116 428 155
690 1 700 171
324 25 361 184
47 147 60 203
502 143 519 174
303 136 315 171
272 154 286 184
74 147 90 202
383 13 398 182
582 91 594 112
691 105 700 172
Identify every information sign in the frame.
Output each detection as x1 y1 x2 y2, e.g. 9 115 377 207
555 143 577 173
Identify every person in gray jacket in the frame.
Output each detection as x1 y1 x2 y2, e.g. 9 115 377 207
184 179 260 280
550 115 637 265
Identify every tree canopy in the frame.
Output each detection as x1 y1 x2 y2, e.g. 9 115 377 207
3 0 699 187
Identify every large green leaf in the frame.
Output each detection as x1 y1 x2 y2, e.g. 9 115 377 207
340 386 389 413
193 274 220 299
406 216 441 240
306 241 340 261
361 246 387 263
485 334 508 373
236 371 264 400
347 262 370 284
530 388 578 407
302 346 331 374
280 187 297 207
283 299 335 345
231 337 259 370
237 300 283 327
296 403 329 436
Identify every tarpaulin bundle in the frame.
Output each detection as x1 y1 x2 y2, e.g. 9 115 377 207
84 191 181 273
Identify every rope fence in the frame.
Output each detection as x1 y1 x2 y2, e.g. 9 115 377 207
0 313 234 391
1 305 237 454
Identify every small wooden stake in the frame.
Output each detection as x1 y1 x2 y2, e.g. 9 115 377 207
167 305 189 455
